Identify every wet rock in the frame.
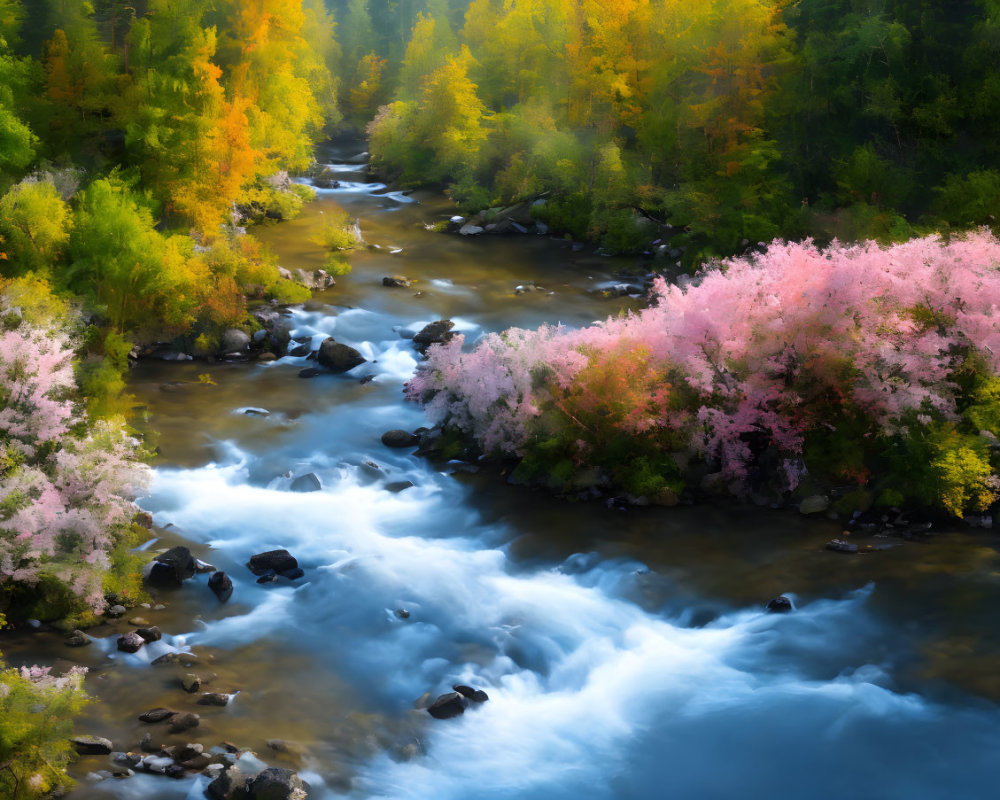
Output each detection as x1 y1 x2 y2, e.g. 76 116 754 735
298 367 322 379
426 691 468 719
278 567 304 580
139 733 157 752
288 342 311 357
181 753 213 771
312 167 340 188
151 651 199 666
248 549 298 576
165 764 187 779
198 692 232 706
209 571 234 603
258 353 277 362
256 570 279 584
385 481 414 493
766 596 793 613
382 275 411 288
138 707 176 723
176 743 204 762
113 752 142 768
458 223 484 236
291 473 322 493
73 735 113 755
137 626 162 643
394 608 411 619
317 338 366 373
117 631 145 653
221 329 251 354
128 617 150 626
168 712 200 733
195 559 217 574
207 766 248 800
452 684 489 703
247 767 308 800
412 320 456 351
203 764 226 781
799 495 830 515
381 429 419 448
182 674 202 693
142 755 175 774
65 630 93 647
107 604 126 618
145 546 196 586
826 539 859 554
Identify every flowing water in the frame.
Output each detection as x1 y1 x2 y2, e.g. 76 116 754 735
5 142 1000 799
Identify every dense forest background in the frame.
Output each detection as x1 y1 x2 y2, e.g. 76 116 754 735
3 1 1000 294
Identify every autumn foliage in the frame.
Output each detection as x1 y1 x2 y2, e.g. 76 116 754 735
408 232 1000 515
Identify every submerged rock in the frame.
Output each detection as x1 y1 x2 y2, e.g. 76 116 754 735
168 712 200 733
826 539 859 554
382 275 411 288
64 630 93 647
427 691 468 719
290 473 322 493
138 707 176 723
198 692 232 707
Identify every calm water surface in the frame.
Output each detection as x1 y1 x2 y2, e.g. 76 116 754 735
5 143 1000 800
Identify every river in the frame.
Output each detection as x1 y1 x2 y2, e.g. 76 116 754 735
6 142 1000 799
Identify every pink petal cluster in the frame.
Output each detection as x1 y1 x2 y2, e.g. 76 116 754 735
407 231 1000 490
0 311 148 609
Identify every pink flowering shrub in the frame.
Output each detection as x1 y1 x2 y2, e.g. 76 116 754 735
407 231 1000 514
0 295 148 612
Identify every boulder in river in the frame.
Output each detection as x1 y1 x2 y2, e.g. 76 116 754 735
765 596 793 613
381 429 419 448
198 692 232 706
247 767 309 800
209 571 234 602
221 329 251 354
64 629 92 647
412 320 456 351
452 684 489 703
427 691 469 719
312 166 341 188
207 766 249 800
73 735 113 755
317 337 366 373
117 631 145 653
168 712 200 733
182 674 202 693
290 473 322 493
382 275 412 288
138 707 176 723
136 626 162 643
144 546 196 586
799 495 830 515
248 549 299 576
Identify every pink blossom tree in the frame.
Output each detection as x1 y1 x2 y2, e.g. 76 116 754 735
408 231 1000 513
